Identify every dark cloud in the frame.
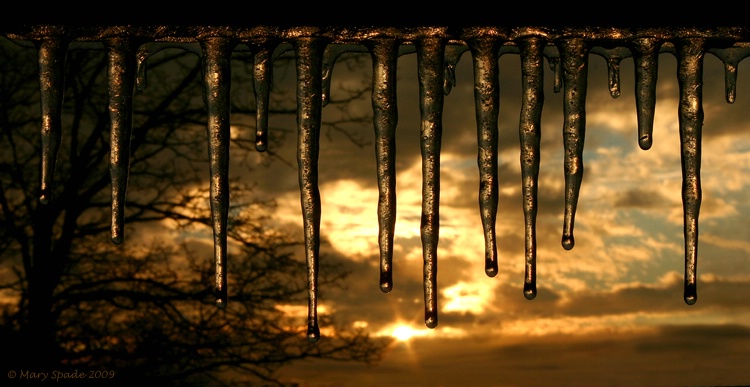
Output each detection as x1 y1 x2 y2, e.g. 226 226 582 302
612 187 671 209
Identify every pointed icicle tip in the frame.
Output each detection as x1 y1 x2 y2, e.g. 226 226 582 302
523 283 537 300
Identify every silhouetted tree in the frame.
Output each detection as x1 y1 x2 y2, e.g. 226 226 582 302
0 36 387 385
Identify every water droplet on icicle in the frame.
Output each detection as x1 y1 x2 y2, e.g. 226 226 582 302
200 37 236 308
632 38 662 150
467 35 500 278
367 39 400 293
675 38 705 306
36 37 68 205
517 36 545 299
416 36 445 329
558 38 589 251
252 42 276 152
106 37 139 245
293 36 327 342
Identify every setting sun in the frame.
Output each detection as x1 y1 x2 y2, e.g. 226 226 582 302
388 325 428 342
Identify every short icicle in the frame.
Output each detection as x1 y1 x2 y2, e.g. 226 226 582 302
253 43 275 152
467 35 501 278
443 45 469 95
37 37 68 205
416 36 445 329
293 36 327 342
545 48 562 93
707 46 750 104
106 37 139 245
607 57 621 98
321 45 367 107
517 36 545 299
632 38 662 150
367 39 399 293
722 54 738 105
200 37 236 309
590 47 632 100
559 38 589 251
675 38 705 306
135 46 149 92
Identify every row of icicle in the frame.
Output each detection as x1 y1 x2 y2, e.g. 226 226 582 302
27 31 750 342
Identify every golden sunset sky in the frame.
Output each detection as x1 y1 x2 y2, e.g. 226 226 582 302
2 10 749 386
234 44 750 385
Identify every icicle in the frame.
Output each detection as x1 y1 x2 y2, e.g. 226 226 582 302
293 36 327 342
632 38 662 150
367 39 400 293
591 47 631 99
517 36 545 299
37 37 67 205
200 37 236 309
675 38 705 306
608 57 621 98
106 37 139 245
723 56 738 104
544 47 562 93
416 36 445 329
135 46 149 92
443 45 469 95
707 46 750 104
559 38 589 251
253 42 276 152
467 35 500 278
135 42 201 93
321 44 368 107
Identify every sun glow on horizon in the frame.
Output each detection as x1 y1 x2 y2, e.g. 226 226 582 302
378 323 430 342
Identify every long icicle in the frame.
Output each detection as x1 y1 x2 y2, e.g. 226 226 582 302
675 38 705 306
200 37 235 309
517 36 545 299
416 36 445 329
559 38 589 251
632 38 662 150
293 36 326 342
253 42 275 152
106 37 139 245
368 38 399 293
468 35 500 278
37 37 67 205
